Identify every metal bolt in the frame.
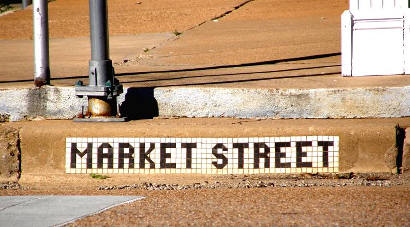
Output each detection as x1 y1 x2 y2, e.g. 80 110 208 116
75 80 84 86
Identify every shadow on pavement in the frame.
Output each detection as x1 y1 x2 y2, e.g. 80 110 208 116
0 52 340 84
120 64 340 85
117 52 341 77
0 53 341 120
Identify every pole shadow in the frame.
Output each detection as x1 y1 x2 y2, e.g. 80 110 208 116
0 53 341 120
0 52 340 84
119 87 159 120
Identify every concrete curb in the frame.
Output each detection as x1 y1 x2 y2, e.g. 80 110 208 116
0 85 409 121
155 86 410 119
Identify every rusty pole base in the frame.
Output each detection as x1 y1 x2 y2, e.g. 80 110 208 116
74 97 127 122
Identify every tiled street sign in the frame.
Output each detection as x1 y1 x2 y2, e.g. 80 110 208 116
66 136 339 174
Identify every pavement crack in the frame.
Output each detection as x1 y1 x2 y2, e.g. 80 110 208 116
116 0 255 67
210 0 255 21
186 0 255 32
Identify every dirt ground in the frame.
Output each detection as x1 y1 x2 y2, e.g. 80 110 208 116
0 0 348 40
1 0 407 90
0 0 361 89
0 0 244 39
69 187 410 226
150 0 347 67
2 186 409 226
1 173 409 226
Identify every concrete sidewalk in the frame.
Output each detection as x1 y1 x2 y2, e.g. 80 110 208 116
0 196 144 227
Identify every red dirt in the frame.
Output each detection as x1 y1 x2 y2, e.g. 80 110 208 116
0 0 244 39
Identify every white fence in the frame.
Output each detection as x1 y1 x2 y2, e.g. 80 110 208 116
342 0 410 76
350 0 408 10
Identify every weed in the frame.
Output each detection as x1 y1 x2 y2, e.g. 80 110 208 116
173 30 182 36
90 173 110 179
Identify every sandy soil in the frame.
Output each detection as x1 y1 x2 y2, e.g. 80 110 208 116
0 0 244 39
1 173 409 226
2 0 405 91
147 0 348 67
68 187 410 226
1 174 409 226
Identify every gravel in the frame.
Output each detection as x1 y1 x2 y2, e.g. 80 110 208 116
0 181 20 190
97 173 407 191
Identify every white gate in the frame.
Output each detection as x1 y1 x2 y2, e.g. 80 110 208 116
342 0 410 76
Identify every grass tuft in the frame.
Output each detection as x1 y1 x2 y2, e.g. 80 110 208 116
90 173 110 180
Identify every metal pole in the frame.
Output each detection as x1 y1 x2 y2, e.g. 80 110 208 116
74 0 124 121
33 0 50 87
89 0 111 87
87 0 115 117
22 0 32 9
